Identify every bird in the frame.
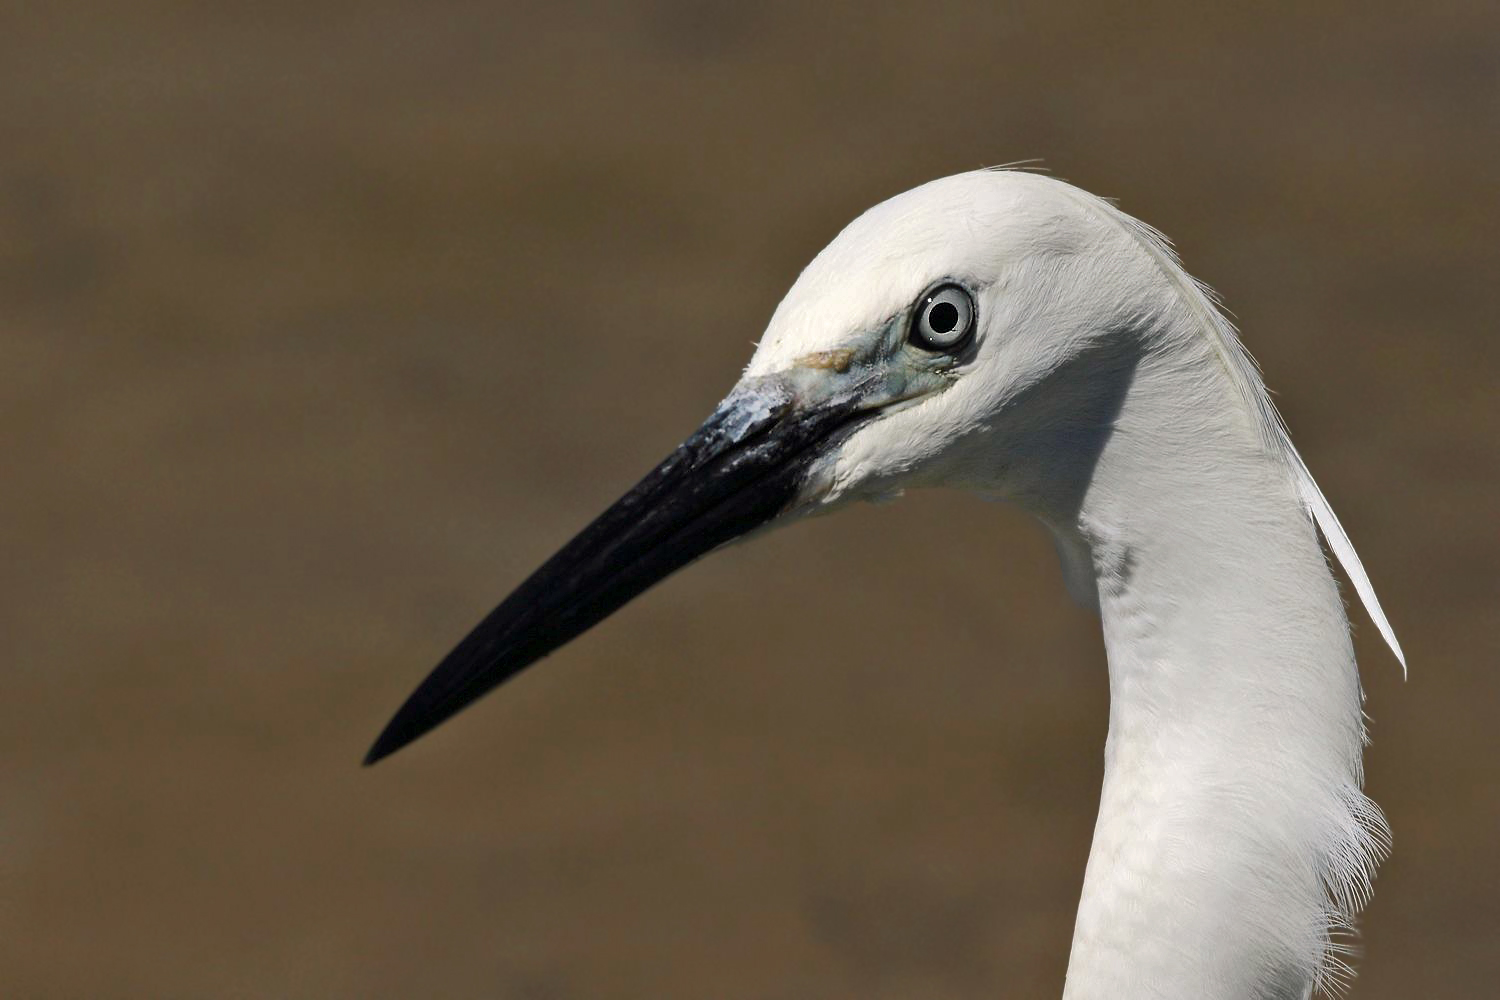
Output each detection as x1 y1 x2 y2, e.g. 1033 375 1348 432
365 169 1404 1000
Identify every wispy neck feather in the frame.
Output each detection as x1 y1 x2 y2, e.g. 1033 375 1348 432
1084 193 1404 673
1049 265 1395 998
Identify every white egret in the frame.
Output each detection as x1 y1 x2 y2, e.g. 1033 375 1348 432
368 170 1403 999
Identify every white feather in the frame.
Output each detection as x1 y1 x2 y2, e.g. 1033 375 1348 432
1085 191 1406 675
1294 461 1407 674
741 169 1402 998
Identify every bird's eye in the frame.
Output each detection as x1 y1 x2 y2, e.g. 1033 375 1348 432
910 284 975 352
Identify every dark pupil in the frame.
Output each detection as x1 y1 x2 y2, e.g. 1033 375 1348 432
928 301 959 334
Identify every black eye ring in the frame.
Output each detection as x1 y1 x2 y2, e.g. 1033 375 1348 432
909 283 975 353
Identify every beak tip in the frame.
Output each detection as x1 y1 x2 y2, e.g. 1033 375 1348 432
363 713 422 767
362 734 399 768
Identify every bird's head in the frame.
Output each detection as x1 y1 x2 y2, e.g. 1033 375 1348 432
366 170 1160 763
744 169 1155 523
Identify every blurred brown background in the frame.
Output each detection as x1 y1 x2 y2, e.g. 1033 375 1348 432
2 2 1496 997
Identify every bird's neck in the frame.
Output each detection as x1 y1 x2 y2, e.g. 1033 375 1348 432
1050 351 1381 1000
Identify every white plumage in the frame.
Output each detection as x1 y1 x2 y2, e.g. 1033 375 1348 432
372 168 1403 1000
746 170 1401 999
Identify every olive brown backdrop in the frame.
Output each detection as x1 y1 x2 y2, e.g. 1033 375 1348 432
3 2 1496 997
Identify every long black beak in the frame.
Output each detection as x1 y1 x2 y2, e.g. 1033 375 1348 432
364 380 866 765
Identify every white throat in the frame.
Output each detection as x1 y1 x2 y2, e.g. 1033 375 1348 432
1044 330 1388 1000
744 168 1403 998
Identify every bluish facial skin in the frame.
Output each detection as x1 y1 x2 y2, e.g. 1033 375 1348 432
776 281 977 421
